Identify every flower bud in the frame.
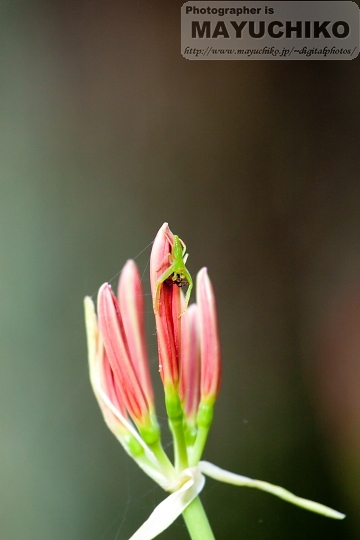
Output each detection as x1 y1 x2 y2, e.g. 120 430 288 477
179 303 201 421
197 268 221 405
97 283 151 428
150 223 181 391
118 260 154 408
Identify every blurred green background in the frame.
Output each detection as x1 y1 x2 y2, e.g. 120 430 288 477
0 1 359 539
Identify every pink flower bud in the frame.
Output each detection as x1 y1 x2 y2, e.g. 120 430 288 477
150 223 181 390
84 296 129 438
118 260 154 408
101 336 127 418
97 283 151 427
179 303 201 419
197 268 221 403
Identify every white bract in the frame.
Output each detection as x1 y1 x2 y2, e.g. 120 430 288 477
128 461 345 540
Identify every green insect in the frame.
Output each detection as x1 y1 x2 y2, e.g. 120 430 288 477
153 234 193 317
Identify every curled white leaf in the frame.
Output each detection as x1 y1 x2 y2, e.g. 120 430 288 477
199 461 345 520
128 467 205 540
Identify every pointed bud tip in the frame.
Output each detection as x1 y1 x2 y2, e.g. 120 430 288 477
120 260 139 288
98 282 111 294
84 295 94 307
197 267 208 279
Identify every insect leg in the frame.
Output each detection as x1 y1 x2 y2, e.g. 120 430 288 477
178 268 193 318
153 264 176 314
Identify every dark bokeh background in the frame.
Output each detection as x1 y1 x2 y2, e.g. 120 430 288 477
0 2 359 539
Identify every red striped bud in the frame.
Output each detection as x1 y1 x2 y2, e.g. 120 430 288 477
150 223 181 391
118 260 154 408
97 283 151 427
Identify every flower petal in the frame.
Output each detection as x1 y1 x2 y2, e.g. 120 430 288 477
84 296 98 373
199 461 345 520
128 467 205 540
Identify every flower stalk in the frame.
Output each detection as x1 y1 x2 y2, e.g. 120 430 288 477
84 223 345 540
182 497 216 540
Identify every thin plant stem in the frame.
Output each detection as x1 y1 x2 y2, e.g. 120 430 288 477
182 496 216 540
169 417 189 471
148 440 176 477
165 389 189 471
189 425 209 466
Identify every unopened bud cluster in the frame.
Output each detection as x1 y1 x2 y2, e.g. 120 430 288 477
85 223 221 482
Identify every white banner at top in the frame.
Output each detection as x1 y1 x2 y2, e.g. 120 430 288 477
181 2 359 60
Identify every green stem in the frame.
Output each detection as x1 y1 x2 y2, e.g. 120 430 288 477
165 389 188 471
189 425 209 466
169 417 189 471
190 401 214 466
182 496 216 540
148 440 176 477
